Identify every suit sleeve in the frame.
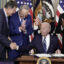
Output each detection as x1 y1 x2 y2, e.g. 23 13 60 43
0 15 11 47
25 15 33 35
55 25 64 34
9 17 22 35
19 36 37 52
55 36 60 50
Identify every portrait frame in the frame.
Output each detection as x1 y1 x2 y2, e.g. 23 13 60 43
37 57 51 64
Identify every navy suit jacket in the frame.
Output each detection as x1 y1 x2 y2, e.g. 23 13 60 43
19 34 60 54
8 12 33 59
9 12 33 45
0 9 11 60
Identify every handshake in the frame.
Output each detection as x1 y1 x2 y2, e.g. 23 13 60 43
10 42 19 50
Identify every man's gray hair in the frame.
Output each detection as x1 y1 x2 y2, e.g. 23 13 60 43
19 5 30 11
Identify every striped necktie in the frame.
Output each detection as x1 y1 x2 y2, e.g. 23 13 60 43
43 37 46 53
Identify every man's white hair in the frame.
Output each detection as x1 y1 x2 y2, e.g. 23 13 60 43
41 22 51 31
19 5 30 11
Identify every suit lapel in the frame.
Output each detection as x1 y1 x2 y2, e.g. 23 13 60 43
38 35 45 52
39 35 43 47
2 9 9 31
16 12 21 26
2 9 9 29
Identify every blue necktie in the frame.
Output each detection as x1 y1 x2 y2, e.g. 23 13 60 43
43 38 46 53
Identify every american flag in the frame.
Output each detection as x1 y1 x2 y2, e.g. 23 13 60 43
16 0 34 42
55 0 64 48
35 17 40 24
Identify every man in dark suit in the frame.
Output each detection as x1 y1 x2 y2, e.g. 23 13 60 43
8 5 33 59
18 22 60 54
55 13 64 53
0 1 18 60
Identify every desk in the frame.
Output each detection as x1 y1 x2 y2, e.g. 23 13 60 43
16 56 64 64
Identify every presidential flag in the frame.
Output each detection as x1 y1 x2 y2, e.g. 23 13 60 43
42 0 54 20
34 0 54 23
16 0 34 42
55 0 64 48
34 0 54 32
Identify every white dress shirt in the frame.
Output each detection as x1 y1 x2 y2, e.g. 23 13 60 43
42 34 50 52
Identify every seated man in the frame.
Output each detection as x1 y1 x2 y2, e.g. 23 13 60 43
18 22 61 54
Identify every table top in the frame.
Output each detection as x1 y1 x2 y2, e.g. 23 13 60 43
16 55 64 62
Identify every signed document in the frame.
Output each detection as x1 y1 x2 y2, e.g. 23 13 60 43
30 54 51 57
52 54 64 57
30 54 64 57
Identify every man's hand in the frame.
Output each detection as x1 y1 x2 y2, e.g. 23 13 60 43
10 42 18 50
19 20 26 30
19 26 26 32
19 20 26 33
55 49 61 54
19 26 22 31
22 20 26 29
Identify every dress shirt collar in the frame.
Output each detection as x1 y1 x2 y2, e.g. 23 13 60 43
42 34 50 40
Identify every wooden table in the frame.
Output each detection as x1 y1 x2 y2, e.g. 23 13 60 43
16 56 64 64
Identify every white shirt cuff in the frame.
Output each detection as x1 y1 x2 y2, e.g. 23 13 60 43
19 28 22 32
16 45 19 50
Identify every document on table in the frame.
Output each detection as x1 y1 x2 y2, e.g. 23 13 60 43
52 54 64 57
30 54 51 57
30 54 64 57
